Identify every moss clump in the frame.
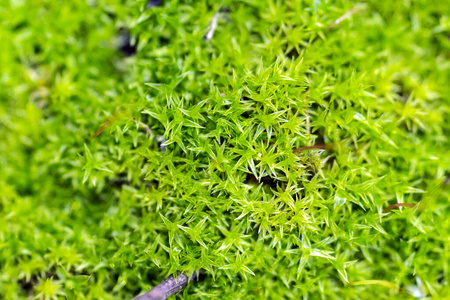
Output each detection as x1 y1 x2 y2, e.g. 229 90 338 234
1 0 449 299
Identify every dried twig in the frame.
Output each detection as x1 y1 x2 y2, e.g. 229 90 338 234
134 271 201 300
308 7 360 46
383 203 416 213
327 8 359 31
203 12 220 42
93 118 152 138
300 7 359 133
92 119 113 138
132 119 153 137
293 144 327 153
305 111 311 135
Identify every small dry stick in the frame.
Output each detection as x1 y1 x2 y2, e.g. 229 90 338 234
293 144 327 153
327 8 359 31
93 119 152 138
383 203 416 213
308 7 360 46
132 119 153 136
92 119 113 138
305 111 311 135
134 271 200 300
203 12 220 42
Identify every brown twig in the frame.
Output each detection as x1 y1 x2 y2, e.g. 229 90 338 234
92 119 113 138
132 119 153 136
293 144 327 153
93 118 152 138
383 203 416 213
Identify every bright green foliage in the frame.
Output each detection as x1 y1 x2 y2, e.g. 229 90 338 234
1 0 449 299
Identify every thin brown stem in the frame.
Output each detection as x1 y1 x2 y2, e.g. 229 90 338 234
293 144 327 153
383 203 416 213
92 119 113 138
132 119 153 136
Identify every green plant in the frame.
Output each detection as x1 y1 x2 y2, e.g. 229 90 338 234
0 0 449 299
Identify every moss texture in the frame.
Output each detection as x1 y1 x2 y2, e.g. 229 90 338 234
1 0 449 299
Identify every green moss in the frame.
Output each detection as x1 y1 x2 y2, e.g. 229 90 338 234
1 0 449 299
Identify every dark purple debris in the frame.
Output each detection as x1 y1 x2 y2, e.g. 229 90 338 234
147 0 162 9
156 136 167 152
134 271 201 300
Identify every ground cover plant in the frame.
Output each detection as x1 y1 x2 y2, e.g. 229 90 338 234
0 0 449 299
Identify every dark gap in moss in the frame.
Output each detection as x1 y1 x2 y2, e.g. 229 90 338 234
326 154 337 169
104 271 120 293
55 64 67 76
245 173 282 192
350 201 365 212
76 266 92 278
307 100 322 119
444 173 450 186
33 44 42 55
323 93 333 104
76 21 89 39
429 12 442 21
285 46 300 60
292 191 304 204
159 36 170 47
353 249 365 261
19 275 39 296
408 192 423 205
437 273 445 284
393 79 412 102
12 21 28 31
194 270 208 283
131 206 144 218
118 28 137 57
12 146 34 197
337 60 351 71
109 173 131 188
144 269 163 287
144 179 160 190
240 110 253 119
104 10 116 20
